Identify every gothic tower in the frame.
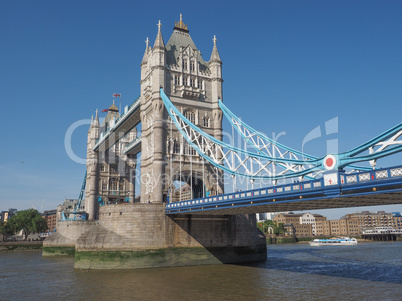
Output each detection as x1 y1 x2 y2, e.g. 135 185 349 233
140 15 224 204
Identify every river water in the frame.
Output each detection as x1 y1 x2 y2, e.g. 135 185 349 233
0 242 401 300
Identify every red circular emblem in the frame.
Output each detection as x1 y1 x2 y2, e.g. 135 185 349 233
325 157 333 167
323 155 337 170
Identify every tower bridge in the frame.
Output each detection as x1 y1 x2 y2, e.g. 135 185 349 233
44 16 402 269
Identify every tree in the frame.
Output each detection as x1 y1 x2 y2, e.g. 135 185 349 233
7 209 48 241
257 220 278 235
273 222 285 235
0 221 15 241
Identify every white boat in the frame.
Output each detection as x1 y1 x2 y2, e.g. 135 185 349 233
309 237 358 246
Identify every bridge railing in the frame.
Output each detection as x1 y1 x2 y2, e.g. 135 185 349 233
165 165 402 213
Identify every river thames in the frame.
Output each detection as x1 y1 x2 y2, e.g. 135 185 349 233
0 242 401 300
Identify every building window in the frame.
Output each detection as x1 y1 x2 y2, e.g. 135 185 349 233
110 178 118 191
102 180 107 191
203 117 209 128
183 77 188 86
184 110 195 124
110 163 118 172
190 61 195 72
173 140 180 154
183 60 188 70
100 164 106 172
184 142 196 155
174 75 180 86
190 78 196 87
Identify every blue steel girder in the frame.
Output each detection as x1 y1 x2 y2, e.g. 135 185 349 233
161 89 322 181
165 165 402 215
160 88 402 180
219 100 371 178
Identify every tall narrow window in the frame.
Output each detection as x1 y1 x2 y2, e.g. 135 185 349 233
190 78 195 87
184 110 195 124
173 140 180 154
203 117 210 128
102 180 107 191
174 75 180 85
110 178 118 191
190 61 195 72
183 60 188 70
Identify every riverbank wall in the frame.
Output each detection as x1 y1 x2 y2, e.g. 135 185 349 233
0 241 42 252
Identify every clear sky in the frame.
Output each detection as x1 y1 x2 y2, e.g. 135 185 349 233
1 1 402 219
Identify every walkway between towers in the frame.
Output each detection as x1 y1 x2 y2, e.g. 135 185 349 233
93 96 141 155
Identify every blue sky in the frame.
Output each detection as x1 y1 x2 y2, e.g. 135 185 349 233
1 1 402 218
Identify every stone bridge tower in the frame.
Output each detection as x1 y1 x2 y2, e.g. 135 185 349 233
140 15 224 204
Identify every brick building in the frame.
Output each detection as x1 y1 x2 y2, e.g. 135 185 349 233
42 209 57 232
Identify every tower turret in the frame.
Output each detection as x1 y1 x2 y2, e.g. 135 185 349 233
209 35 223 141
85 109 100 220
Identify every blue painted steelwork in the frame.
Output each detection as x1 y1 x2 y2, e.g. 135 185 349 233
219 99 371 175
60 172 87 221
219 99 316 160
160 88 402 180
165 165 402 214
161 88 324 180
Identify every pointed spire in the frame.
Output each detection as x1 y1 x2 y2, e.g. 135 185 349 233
141 37 150 65
210 35 221 63
153 20 165 49
94 109 99 126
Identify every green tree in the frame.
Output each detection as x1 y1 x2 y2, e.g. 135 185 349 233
273 222 285 235
257 220 278 235
0 221 15 241
7 209 48 241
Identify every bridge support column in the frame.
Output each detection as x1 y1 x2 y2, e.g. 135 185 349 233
70 204 267 269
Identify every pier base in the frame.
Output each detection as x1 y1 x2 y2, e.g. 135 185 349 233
44 204 267 269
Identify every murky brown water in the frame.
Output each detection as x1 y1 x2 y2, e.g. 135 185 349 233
0 242 401 300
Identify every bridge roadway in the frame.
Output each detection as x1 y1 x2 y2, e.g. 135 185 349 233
165 165 402 215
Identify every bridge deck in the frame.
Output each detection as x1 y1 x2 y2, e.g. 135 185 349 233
165 166 402 215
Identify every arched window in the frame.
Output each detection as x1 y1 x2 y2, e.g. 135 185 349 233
184 110 195 124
